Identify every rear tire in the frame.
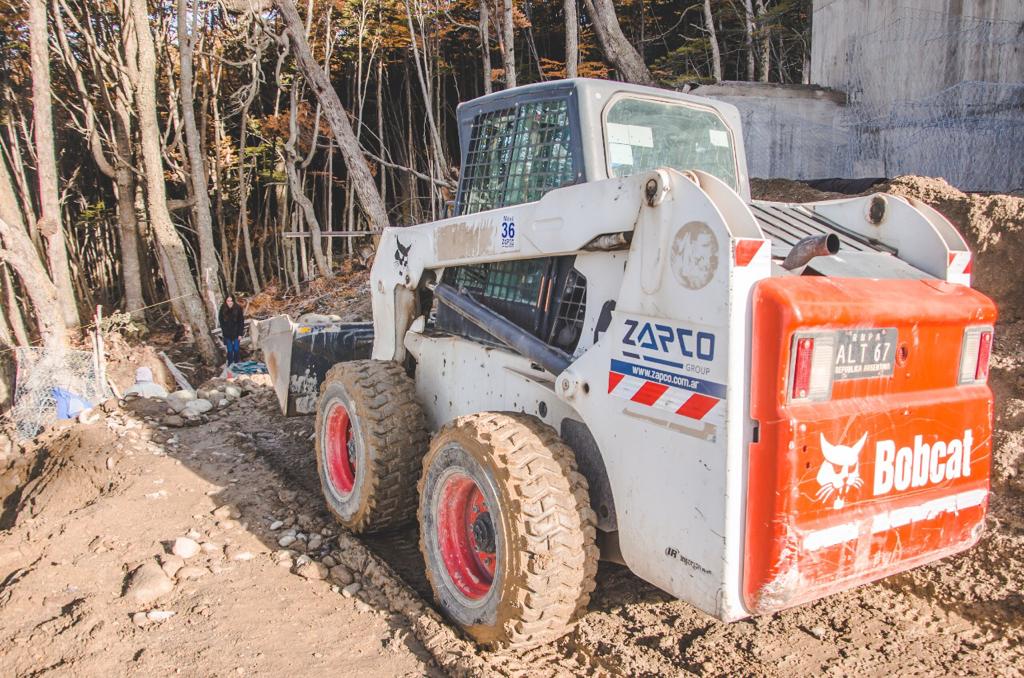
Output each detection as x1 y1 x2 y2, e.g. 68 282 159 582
418 413 598 649
315 360 427 533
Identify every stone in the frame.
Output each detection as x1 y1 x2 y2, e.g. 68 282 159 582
217 519 239 531
132 611 151 628
296 562 328 580
321 555 336 568
269 520 284 531
124 562 174 605
146 609 176 622
307 535 323 551
175 566 209 581
225 545 253 562
162 415 185 428
329 566 354 586
212 504 240 520
197 387 224 403
172 537 201 559
200 542 222 555
277 535 296 548
160 555 185 579
341 582 361 598
182 399 213 418
225 385 242 399
166 391 196 413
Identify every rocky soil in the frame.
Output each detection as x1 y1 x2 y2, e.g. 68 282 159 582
0 176 1022 676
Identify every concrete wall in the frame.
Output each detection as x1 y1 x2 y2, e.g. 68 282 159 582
699 3 1024 192
696 82 851 181
808 0 1024 192
811 0 1024 104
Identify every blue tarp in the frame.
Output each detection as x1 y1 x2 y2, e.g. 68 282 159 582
51 387 92 419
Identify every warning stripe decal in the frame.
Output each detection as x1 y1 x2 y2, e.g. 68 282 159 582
608 359 724 422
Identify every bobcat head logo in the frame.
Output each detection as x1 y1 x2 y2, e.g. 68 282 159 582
394 239 411 269
816 432 867 510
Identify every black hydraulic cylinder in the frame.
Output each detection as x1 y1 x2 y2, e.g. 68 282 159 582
432 282 572 376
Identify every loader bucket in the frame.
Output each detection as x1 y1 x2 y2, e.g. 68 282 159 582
252 315 374 416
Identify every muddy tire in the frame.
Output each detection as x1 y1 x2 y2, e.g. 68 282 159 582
315 360 428 534
418 412 598 649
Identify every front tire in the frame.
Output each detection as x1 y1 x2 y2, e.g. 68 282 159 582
418 413 598 649
315 360 427 533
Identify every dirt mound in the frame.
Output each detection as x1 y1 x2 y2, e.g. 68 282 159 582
751 176 1024 315
102 332 177 395
750 178 850 203
6 418 121 528
881 176 1024 315
246 263 372 322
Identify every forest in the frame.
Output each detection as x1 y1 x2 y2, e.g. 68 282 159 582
0 0 810 371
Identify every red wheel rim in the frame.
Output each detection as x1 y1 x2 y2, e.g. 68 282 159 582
437 472 497 600
325 403 356 494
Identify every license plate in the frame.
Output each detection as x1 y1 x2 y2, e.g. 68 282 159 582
833 328 897 380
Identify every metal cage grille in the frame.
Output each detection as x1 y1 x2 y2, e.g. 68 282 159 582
460 99 576 216
549 269 587 351
437 258 587 355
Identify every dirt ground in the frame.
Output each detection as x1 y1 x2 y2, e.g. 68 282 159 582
1 176 1023 677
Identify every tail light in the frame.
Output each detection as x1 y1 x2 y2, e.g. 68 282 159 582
959 326 994 384
789 332 835 401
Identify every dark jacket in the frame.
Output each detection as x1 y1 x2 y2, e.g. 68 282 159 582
219 303 245 340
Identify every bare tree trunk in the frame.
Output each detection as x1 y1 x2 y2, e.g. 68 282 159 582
564 0 578 78
112 116 146 319
1 265 29 347
743 0 756 80
755 0 770 82
500 0 517 88
703 0 722 82
129 0 217 364
285 85 330 278
0 145 30 345
376 60 387 202
28 0 79 330
236 97 262 293
479 0 492 94
178 0 220 317
274 0 389 232
0 216 66 351
405 1 449 181
582 0 653 85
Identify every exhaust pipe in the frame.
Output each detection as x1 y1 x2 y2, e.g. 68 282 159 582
782 233 840 271
431 282 572 376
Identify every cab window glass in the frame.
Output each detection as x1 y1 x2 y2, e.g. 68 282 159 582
605 97 738 191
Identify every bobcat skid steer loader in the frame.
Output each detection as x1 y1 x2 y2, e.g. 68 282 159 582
255 79 996 649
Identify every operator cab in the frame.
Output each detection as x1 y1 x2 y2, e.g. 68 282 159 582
452 78 750 218
436 79 750 357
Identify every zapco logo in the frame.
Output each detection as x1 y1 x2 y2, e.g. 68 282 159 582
814 430 976 510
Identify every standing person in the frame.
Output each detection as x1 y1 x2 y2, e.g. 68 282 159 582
219 294 245 365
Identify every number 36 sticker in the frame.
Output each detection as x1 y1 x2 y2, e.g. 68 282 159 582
498 216 518 251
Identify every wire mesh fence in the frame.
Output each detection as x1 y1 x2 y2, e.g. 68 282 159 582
9 347 109 440
709 5 1024 193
